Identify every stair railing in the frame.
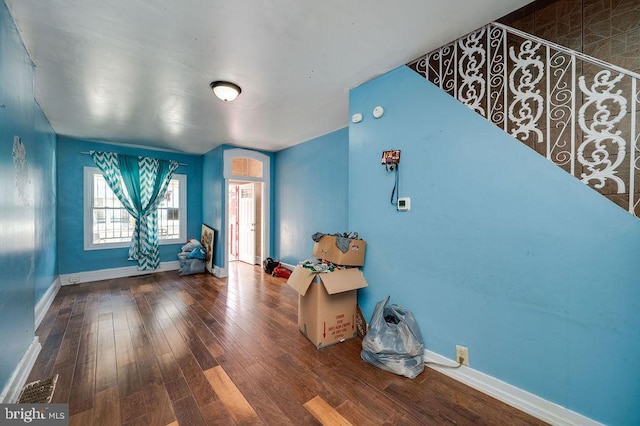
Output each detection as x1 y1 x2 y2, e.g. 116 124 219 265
408 22 640 217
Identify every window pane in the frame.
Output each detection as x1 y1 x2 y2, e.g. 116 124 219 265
92 206 132 244
158 178 181 239
232 158 247 176
248 159 263 178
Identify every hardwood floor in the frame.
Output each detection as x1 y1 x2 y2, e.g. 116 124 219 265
29 262 547 425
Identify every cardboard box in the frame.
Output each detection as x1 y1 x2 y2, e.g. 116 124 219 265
312 235 366 266
287 266 368 348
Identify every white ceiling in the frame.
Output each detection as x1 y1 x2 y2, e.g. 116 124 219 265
5 0 530 154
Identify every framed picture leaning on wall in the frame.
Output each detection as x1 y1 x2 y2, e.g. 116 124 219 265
201 223 215 274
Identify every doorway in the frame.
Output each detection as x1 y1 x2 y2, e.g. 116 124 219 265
228 181 263 265
223 148 270 276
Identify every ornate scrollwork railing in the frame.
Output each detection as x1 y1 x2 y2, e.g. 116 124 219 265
408 22 640 217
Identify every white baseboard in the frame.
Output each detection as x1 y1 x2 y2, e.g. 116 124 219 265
280 262 296 270
213 265 227 278
59 260 181 285
0 337 42 403
35 277 61 329
424 350 602 426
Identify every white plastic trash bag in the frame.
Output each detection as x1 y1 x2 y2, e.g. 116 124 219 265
361 295 424 379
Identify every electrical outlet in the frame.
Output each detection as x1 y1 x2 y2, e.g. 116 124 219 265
456 345 469 366
69 277 79 284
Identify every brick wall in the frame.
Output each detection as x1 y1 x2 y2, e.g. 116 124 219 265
500 0 640 74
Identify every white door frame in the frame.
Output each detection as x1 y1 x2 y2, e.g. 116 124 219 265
221 149 270 277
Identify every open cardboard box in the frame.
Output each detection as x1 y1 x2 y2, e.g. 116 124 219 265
312 235 366 266
287 266 368 348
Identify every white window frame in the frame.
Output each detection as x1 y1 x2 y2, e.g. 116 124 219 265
83 167 187 250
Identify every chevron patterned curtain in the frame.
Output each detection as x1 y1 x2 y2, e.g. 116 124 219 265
90 151 179 270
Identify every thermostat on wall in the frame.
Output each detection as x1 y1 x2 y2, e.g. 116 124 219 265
397 197 410 211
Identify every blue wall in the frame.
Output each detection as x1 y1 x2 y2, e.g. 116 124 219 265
32 107 57 302
202 145 224 267
57 137 202 274
349 66 640 425
0 0 56 392
274 129 349 264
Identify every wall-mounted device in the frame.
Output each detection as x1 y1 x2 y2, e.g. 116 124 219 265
351 113 363 123
373 106 384 118
382 149 401 208
397 197 410 211
381 149 400 171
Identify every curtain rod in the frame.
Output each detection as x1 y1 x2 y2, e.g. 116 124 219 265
80 151 188 166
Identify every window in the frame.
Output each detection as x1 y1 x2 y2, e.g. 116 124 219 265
84 167 186 250
231 157 263 178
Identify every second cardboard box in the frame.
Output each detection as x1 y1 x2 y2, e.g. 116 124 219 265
288 266 368 348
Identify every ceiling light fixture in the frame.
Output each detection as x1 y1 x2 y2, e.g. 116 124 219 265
210 81 242 102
